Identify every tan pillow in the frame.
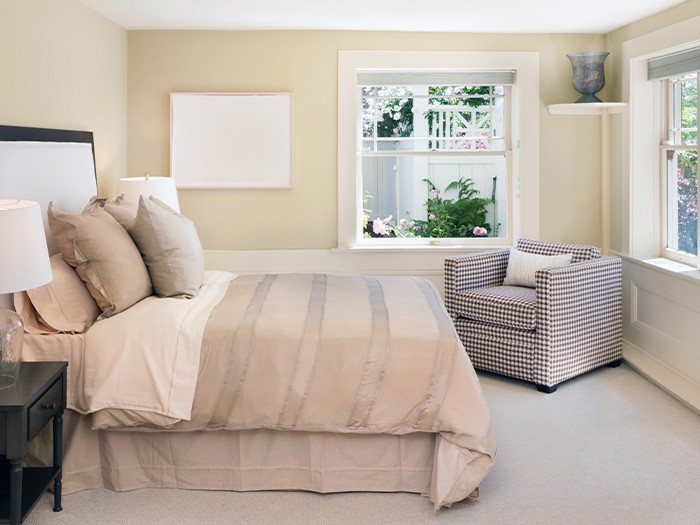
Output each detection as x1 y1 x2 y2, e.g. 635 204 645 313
48 202 153 317
105 197 138 229
128 196 205 298
19 254 101 333
84 195 138 229
13 292 55 335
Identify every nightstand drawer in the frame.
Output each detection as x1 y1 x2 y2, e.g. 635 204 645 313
27 377 63 440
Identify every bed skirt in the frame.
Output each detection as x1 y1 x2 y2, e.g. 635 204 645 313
28 410 437 497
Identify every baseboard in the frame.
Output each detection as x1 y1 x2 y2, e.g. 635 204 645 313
623 340 700 414
203 248 471 296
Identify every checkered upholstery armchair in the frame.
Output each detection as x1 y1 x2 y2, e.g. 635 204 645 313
444 239 622 393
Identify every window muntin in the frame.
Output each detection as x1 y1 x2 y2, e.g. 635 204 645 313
358 78 509 242
662 72 698 263
361 85 505 152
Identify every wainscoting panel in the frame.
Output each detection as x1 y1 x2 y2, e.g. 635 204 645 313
631 282 700 351
622 257 700 411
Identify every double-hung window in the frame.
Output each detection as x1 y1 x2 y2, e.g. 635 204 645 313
649 48 699 265
358 71 512 243
338 51 539 249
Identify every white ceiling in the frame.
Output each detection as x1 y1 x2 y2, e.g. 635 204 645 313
79 0 688 34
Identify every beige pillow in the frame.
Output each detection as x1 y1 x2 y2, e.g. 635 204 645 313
18 254 101 333
128 196 205 298
84 195 138 229
48 202 153 317
503 248 573 288
13 292 55 335
104 197 138 229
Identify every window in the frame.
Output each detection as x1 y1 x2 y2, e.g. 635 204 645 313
359 72 510 241
337 51 540 249
662 73 697 262
650 48 700 265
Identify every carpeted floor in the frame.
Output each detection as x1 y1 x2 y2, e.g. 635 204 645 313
24 363 700 524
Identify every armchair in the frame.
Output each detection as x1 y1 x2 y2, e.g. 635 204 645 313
444 239 622 393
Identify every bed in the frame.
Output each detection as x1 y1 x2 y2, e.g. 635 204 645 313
0 125 495 510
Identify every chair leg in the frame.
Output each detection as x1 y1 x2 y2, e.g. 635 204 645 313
536 384 557 394
607 358 623 368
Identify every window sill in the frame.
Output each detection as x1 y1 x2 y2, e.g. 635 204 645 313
332 244 511 255
614 252 700 284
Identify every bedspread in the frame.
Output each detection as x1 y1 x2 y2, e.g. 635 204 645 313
25 271 495 508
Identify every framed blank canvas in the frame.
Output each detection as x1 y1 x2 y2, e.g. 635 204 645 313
171 92 293 188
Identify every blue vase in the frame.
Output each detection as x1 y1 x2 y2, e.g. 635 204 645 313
567 52 609 103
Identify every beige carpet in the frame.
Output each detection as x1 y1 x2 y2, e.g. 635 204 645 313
24 363 700 524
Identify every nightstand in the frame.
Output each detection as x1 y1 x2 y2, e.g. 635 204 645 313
0 361 67 525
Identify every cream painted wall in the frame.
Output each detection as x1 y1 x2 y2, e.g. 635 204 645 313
606 0 700 101
127 30 607 251
0 0 127 194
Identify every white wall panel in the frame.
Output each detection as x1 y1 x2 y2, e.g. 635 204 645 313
622 257 700 411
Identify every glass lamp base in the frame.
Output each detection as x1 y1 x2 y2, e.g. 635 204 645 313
0 365 20 389
0 309 23 389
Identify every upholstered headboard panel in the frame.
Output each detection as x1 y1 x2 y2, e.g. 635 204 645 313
0 125 98 254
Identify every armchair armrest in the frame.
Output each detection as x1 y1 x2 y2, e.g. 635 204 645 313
534 256 622 375
444 249 510 300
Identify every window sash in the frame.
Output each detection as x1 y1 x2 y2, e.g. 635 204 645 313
360 85 509 154
359 80 511 242
660 73 699 265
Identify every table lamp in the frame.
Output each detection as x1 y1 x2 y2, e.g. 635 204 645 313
117 173 180 213
0 200 52 389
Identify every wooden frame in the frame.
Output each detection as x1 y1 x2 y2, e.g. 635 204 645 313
170 92 293 189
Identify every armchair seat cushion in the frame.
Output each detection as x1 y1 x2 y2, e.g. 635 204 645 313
452 285 537 331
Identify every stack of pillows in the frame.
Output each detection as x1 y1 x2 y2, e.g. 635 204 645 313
14 195 205 335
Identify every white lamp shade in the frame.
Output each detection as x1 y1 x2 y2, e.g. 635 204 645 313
0 200 52 293
117 176 180 213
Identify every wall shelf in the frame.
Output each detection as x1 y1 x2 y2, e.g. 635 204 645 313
547 102 627 115
547 102 627 254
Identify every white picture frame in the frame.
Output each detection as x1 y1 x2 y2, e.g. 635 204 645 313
170 92 293 188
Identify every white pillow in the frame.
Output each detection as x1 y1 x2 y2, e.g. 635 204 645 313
503 248 573 288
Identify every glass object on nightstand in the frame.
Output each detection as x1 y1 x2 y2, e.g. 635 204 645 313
0 309 23 389
0 199 53 388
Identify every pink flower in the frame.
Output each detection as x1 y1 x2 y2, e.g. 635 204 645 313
473 226 488 236
373 218 387 236
383 215 392 224
431 189 441 197
428 213 436 220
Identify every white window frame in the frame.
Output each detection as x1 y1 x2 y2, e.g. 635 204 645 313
659 74 698 266
337 51 539 250
624 29 700 269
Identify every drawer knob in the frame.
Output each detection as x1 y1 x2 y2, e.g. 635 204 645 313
41 403 58 410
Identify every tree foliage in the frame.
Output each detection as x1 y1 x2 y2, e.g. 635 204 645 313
677 149 698 254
